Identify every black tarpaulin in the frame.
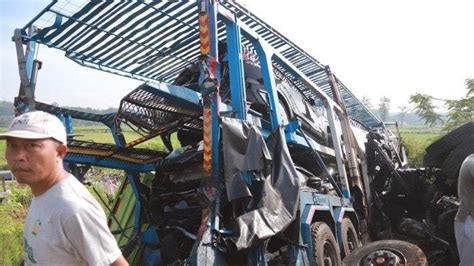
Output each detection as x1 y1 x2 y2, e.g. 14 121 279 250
221 117 300 250
221 117 272 201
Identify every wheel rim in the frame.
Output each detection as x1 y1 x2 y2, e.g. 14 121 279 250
363 249 406 266
346 227 358 252
322 240 337 266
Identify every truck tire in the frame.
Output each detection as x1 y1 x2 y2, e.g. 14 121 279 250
342 240 427 266
424 122 474 166
441 135 474 180
341 218 361 257
311 222 341 266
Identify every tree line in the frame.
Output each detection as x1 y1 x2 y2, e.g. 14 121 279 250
364 78 473 130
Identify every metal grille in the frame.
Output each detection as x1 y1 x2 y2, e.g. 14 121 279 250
68 139 166 163
20 0 379 128
117 83 202 134
35 101 115 124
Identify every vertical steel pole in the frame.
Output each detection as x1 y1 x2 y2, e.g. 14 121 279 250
191 1 225 264
326 66 368 213
13 27 39 114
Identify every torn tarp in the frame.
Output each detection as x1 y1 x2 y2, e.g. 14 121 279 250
221 117 272 201
221 117 300 250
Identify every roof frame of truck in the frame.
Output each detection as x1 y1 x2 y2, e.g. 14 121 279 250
16 0 379 128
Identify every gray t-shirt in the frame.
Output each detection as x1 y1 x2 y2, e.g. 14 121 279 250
23 175 122 265
455 154 474 223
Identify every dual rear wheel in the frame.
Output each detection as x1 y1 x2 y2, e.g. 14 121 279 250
311 218 360 266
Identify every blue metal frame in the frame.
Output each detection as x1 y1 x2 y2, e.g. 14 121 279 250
333 207 357 253
64 154 156 173
225 20 247 120
13 1 367 264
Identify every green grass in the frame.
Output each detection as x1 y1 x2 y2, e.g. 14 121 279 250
0 182 30 265
72 126 174 150
0 142 6 170
0 127 6 170
400 127 442 166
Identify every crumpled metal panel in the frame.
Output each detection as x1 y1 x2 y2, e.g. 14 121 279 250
221 117 300 250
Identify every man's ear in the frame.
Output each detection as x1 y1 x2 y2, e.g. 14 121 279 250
57 144 68 159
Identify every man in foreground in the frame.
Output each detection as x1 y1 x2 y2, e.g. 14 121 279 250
0 110 128 265
455 154 474 265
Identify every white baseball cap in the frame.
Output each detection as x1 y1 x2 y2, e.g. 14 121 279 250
0 110 67 145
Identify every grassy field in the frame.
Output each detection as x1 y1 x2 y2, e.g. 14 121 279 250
0 182 30 265
72 125 171 149
399 126 442 166
0 142 5 170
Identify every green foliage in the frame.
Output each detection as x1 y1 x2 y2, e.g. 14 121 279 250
9 184 33 208
409 78 473 130
0 183 31 265
443 79 474 131
88 182 115 213
0 140 6 170
409 93 443 127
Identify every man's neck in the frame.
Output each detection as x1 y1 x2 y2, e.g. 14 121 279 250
31 169 69 196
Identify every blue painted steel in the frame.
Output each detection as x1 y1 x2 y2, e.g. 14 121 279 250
208 0 222 205
64 154 156 172
252 42 281 130
300 205 316 265
15 2 372 264
211 93 221 183
57 113 73 136
65 114 73 136
25 28 38 84
333 207 351 250
144 82 201 107
225 20 247 120
21 0 58 32
141 226 160 246
298 127 344 198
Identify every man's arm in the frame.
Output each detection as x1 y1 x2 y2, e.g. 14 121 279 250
63 208 127 265
111 255 129 266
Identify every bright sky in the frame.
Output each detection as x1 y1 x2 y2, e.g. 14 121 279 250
1 0 473 110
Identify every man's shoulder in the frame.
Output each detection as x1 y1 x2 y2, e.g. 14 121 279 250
46 176 101 214
57 176 93 198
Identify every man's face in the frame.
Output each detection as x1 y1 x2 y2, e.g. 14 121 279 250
5 138 65 185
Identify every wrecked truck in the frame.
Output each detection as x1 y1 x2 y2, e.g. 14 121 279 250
12 0 461 265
